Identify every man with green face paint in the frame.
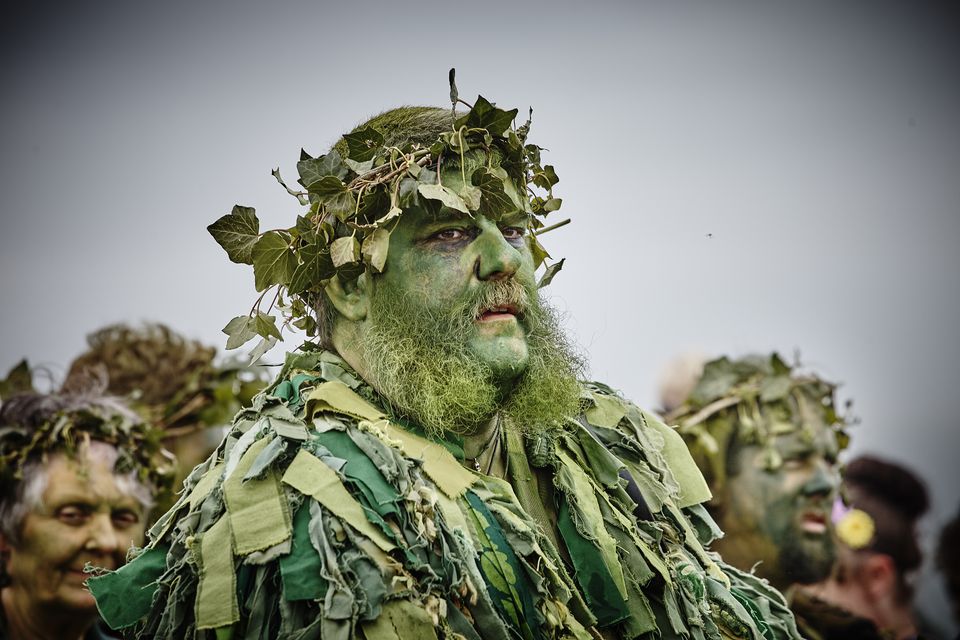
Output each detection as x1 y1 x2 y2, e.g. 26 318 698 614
666 354 877 638
89 82 802 639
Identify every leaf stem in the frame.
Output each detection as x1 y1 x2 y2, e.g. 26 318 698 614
532 218 571 236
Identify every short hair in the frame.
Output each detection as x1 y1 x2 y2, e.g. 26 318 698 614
843 455 930 603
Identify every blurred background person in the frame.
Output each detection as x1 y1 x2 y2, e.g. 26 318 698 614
62 322 267 515
803 455 943 639
664 352 882 639
0 384 172 639
936 504 960 636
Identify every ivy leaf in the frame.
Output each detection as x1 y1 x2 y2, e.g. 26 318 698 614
255 311 282 340
309 176 356 221
472 167 515 219
248 336 279 365
297 150 348 188
418 183 469 214
0 359 34 397
288 240 334 295
537 258 565 288
342 127 384 163
207 205 260 265
361 227 391 272
330 236 360 268
252 231 296 291
533 165 560 190
760 375 792 402
459 184 482 211
543 197 563 213
222 315 258 350
344 158 374 175
529 236 550 269
455 95 518 137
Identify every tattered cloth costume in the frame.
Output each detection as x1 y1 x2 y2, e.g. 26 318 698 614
90 351 799 639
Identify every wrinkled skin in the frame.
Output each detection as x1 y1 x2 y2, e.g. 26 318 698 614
714 426 840 590
0 449 146 639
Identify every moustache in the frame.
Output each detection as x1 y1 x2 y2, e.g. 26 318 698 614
467 278 534 322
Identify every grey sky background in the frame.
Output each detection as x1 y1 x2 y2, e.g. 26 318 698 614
2 0 958 631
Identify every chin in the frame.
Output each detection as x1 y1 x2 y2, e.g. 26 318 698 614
471 339 529 379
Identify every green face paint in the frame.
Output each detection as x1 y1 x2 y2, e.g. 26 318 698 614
351 154 583 437
720 427 840 587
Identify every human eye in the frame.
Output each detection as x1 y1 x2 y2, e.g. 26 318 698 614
111 509 141 529
500 226 526 241
429 227 469 242
56 505 92 526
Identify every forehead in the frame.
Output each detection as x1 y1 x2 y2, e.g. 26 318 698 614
770 425 839 459
40 449 140 508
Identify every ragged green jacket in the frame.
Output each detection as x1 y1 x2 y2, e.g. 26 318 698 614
89 350 800 640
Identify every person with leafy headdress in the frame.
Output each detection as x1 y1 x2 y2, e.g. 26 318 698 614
0 383 172 640
63 322 268 514
89 74 801 639
665 353 882 639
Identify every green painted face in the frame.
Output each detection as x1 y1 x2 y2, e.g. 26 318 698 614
717 423 841 588
374 155 536 381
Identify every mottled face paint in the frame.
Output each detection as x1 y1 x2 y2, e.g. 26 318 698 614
718 424 840 588
377 153 535 381
3 450 146 615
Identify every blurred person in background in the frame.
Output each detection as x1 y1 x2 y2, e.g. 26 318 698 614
62 322 267 515
665 353 883 639
803 455 942 639
936 504 960 637
0 382 172 639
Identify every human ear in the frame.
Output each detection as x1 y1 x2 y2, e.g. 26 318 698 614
325 273 370 322
862 553 896 602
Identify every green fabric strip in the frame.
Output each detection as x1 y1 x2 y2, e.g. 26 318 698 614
316 430 400 517
305 380 384 422
555 497 630 628
279 501 327 601
642 410 713 508
222 437 292 555
195 515 239 629
360 599 439 640
88 545 168 629
383 421 475 498
187 462 225 510
554 449 628 598
281 448 396 552
464 490 541 640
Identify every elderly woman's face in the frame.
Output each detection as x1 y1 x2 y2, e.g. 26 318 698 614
4 448 147 612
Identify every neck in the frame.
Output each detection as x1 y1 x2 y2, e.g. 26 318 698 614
2 588 93 640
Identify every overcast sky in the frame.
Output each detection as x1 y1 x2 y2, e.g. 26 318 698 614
2 0 958 630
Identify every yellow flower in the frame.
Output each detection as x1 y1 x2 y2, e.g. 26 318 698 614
836 508 875 549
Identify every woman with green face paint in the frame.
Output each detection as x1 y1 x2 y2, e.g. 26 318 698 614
90 84 805 639
0 387 170 640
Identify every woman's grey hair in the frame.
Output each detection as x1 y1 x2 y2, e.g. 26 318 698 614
0 390 155 544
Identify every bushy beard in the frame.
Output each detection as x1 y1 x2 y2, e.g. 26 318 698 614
359 277 585 439
778 521 837 584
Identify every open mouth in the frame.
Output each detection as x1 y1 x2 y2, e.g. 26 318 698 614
477 304 519 322
799 510 829 534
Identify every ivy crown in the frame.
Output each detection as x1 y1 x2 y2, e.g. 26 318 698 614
209 80 567 361
666 352 854 491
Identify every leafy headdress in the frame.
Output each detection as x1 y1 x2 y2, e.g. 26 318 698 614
0 389 174 501
208 70 567 359
664 353 852 498
63 322 267 438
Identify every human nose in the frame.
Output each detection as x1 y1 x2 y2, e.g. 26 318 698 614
473 218 521 281
801 461 838 499
84 513 121 555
